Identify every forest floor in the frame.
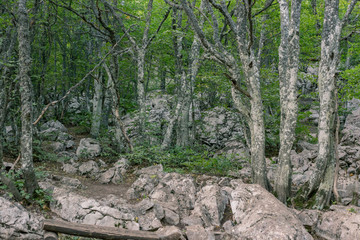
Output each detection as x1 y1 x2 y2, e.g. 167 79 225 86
1 125 140 210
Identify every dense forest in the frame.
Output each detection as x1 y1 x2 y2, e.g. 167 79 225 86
1 0 360 223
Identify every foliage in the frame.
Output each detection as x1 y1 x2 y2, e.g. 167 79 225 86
340 64 360 100
123 145 243 176
0 168 52 208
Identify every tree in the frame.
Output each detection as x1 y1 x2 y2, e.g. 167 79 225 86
179 0 271 190
300 0 358 209
18 0 39 195
274 0 303 203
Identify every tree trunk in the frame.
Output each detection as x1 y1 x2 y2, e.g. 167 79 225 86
304 0 357 209
104 63 133 152
179 0 270 190
136 49 146 138
0 29 16 167
90 72 104 138
18 0 39 196
275 0 302 203
161 72 186 150
177 23 202 147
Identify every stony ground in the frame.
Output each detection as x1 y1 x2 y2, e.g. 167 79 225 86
1 98 360 239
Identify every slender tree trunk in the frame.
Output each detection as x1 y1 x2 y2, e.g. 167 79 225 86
136 49 146 137
0 29 16 167
304 0 358 209
104 63 133 152
18 0 39 196
90 72 103 138
275 0 302 203
162 71 186 150
177 22 202 147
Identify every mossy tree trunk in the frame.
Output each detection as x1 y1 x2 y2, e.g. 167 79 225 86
302 0 358 209
275 0 302 203
18 0 39 196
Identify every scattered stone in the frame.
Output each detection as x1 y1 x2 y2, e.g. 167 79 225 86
138 211 162 231
40 120 68 132
135 164 163 176
182 215 203 226
164 208 180 225
150 172 196 219
78 160 100 177
62 163 78 174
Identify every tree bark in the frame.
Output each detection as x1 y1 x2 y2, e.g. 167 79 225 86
104 63 134 152
274 0 302 203
304 0 358 209
90 72 104 138
0 28 16 167
18 0 39 196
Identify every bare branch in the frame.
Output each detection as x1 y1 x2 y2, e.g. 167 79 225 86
223 73 252 99
49 0 110 38
146 7 171 48
341 0 359 27
252 0 276 17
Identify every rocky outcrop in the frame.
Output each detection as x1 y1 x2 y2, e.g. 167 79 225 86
38 120 75 155
0 197 44 239
127 164 165 199
198 107 249 160
76 138 101 158
227 184 313 240
120 92 250 159
62 158 129 184
314 205 360 240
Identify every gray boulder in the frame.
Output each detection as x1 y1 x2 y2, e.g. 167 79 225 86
99 158 129 184
228 184 313 239
127 165 164 199
0 197 43 239
78 160 100 177
314 205 360 240
192 184 228 227
150 172 196 219
186 225 215 240
40 120 67 132
76 138 101 158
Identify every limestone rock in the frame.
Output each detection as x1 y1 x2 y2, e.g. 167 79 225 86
78 160 100 177
40 120 67 132
150 172 196 219
164 208 180 225
186 225 215 240
76 138 101 158
229 184 313 239
192 184 228 227
0 197 43 239
138 211 162 231
315 205 360 240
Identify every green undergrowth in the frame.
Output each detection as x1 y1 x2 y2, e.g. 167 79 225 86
122 145 243 176
0 167 53 209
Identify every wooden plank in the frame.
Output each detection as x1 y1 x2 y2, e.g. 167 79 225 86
43 219 160 240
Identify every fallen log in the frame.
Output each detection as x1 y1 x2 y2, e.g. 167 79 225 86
43 219 181 240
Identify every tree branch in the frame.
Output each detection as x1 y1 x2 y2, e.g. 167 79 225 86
223 73 252 99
